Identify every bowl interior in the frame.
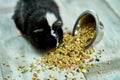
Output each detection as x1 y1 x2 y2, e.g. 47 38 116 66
80 14 96 28
73 13 97 49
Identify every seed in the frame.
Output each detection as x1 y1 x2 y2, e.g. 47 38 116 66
6 64 10 67
49 74 55 78
81 69 87 73
76 69 80 73
95 59 100 62
107 61 110 65
21 54 25 57
18 74 21 77
72 78 77 80
32 77 37 80
70 71 76 76
6 75 10 78
65 75 68 78
2 62 6 65
33 73 38 77
22 60 26 62
89 58 94 62
97 70 102 75
15 57 19 59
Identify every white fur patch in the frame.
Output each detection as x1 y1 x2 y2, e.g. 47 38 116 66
46 12 57 27
46 13 59 46
51 30 59 47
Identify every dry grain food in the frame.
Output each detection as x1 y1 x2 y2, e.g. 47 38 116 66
41 22 97 72
12 21 103 80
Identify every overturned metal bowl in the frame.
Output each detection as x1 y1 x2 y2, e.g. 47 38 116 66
73 10 104 49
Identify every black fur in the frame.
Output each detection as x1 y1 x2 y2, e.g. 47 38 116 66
13 0 63 49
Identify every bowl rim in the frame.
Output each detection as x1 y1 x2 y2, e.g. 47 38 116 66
72 10 100 49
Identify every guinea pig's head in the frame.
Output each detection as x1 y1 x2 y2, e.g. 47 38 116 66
26 13 63 49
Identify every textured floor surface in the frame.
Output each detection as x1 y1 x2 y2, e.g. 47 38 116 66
0 0 120 80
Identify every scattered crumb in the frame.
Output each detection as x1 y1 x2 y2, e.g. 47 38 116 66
81 69 87 73
107 61 110 65
49 74 55 78
7 21 104 80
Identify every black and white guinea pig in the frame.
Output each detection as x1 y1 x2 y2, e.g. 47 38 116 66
13 0 63 49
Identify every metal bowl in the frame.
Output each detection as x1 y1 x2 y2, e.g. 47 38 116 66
72 10 104 49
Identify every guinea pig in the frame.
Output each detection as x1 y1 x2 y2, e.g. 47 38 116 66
13 0 63 50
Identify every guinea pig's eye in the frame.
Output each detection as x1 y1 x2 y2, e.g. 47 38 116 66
33 28 44 33
52 20 62 30
54 20 62 27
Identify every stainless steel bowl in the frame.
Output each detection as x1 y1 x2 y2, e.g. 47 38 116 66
72 10 104 49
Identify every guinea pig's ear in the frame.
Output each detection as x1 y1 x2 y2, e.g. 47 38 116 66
52 20 62 30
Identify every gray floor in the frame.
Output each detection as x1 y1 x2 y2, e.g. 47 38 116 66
0 0 120 80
